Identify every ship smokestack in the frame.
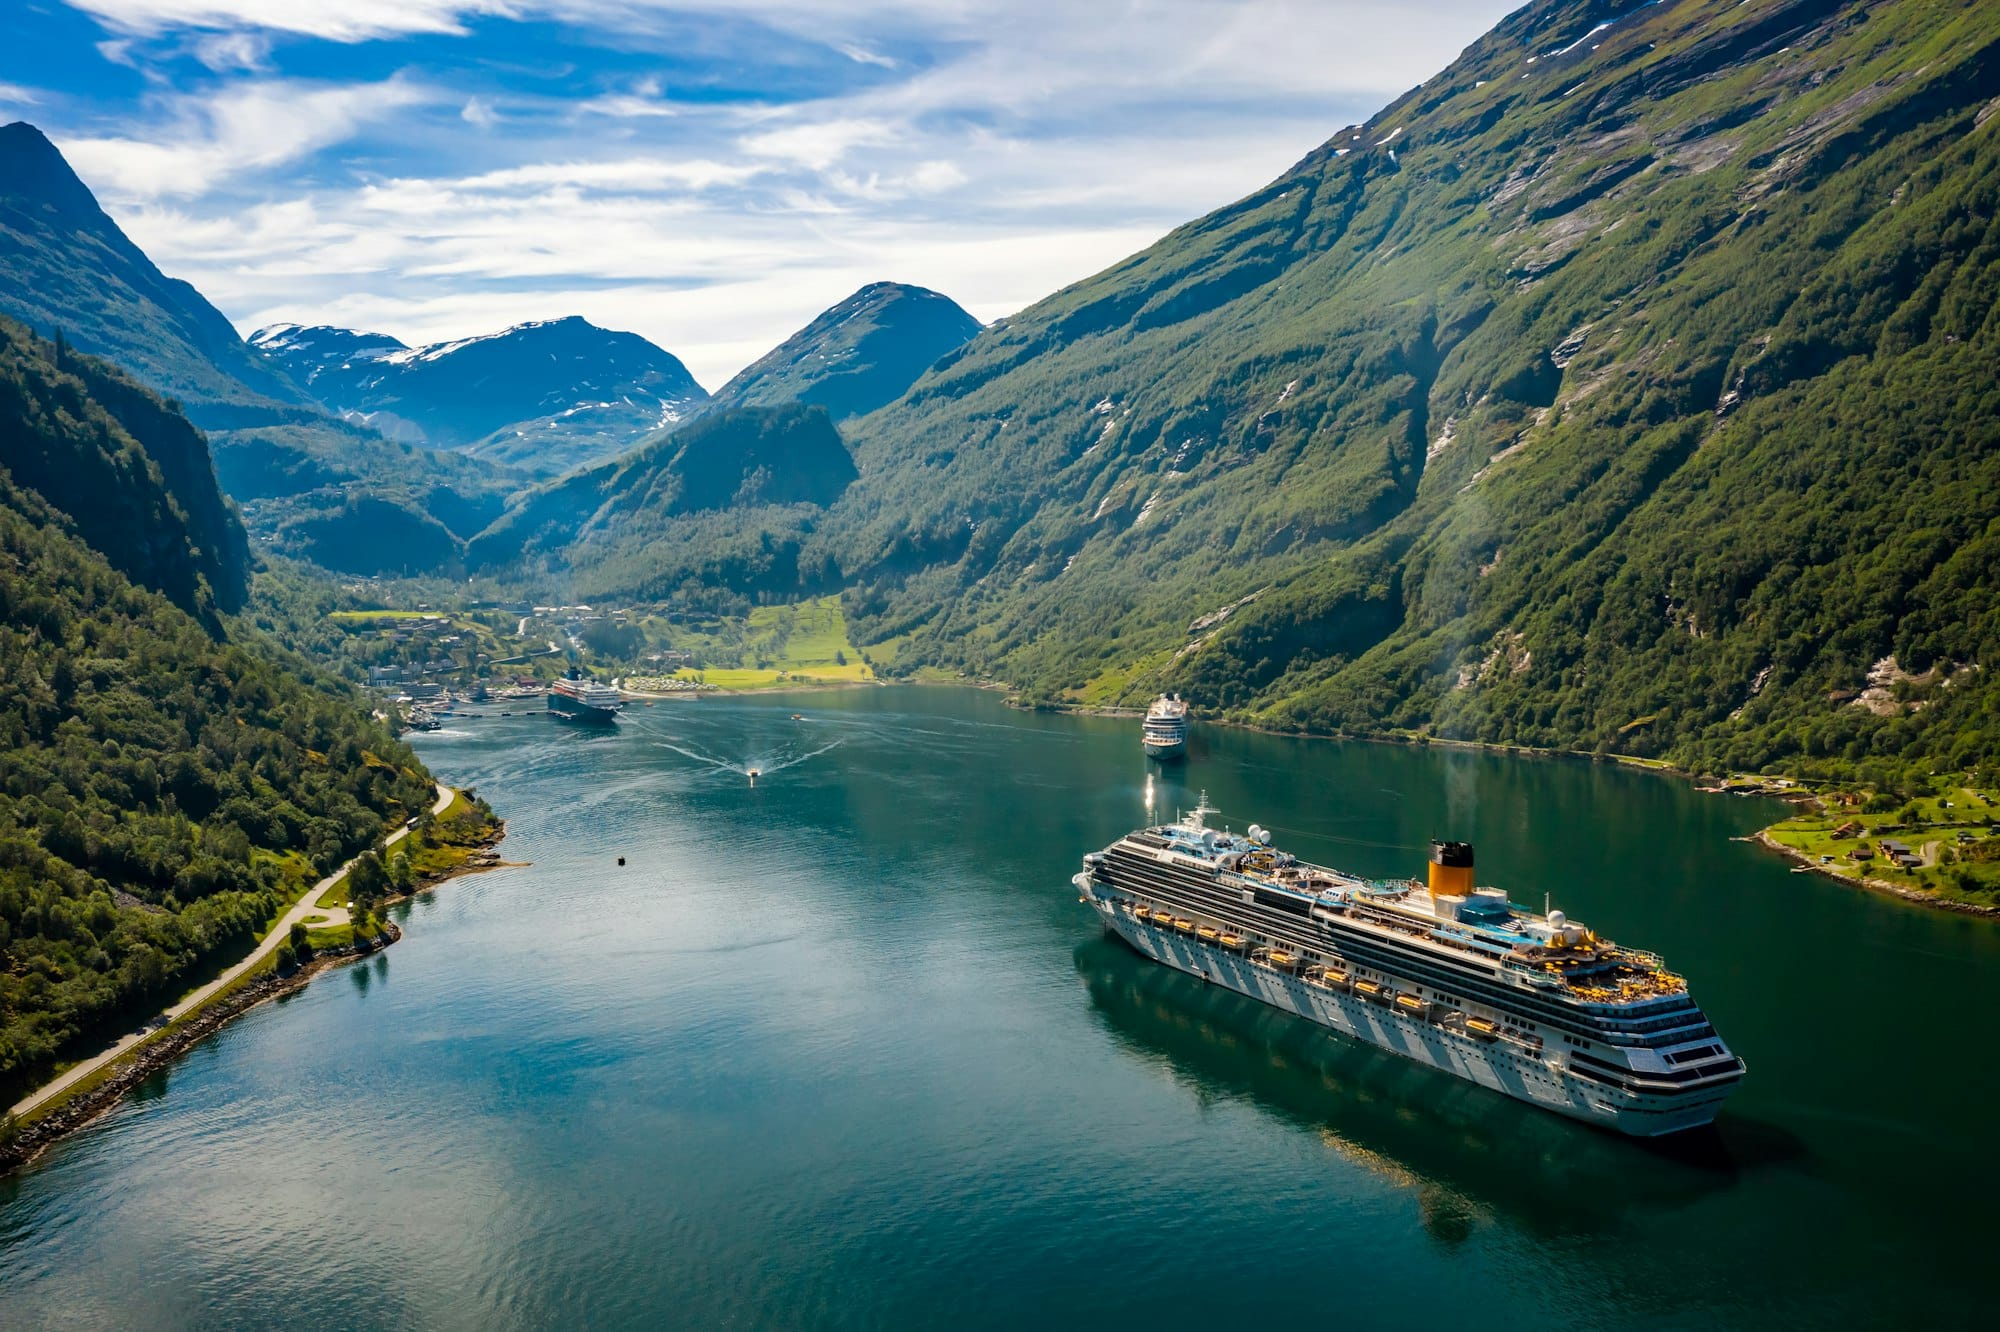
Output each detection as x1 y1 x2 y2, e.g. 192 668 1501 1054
1428 840 1474 898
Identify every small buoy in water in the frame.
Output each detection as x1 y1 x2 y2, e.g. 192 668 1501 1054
617 856 626 867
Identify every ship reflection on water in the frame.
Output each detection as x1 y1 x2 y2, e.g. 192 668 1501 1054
1073 935 1770 1244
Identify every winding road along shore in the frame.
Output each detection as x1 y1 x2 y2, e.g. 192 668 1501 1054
7 784 458 1123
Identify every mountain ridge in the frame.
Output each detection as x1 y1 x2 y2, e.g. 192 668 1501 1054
467 402 857 601
0 121 307 426
0 121 531 578
711 281 982 422
249 314 708 476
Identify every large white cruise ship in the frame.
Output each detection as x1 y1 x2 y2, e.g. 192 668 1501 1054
1142 695 1189 759
1073 797 1743 1136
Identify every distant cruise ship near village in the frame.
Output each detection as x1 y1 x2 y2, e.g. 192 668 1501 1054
548 670 625 724
1075 797 1743 1135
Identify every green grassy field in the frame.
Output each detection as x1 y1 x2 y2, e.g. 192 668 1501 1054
859 630 913 670
327 609 435 623
1762 786 2000 905
674 666 871 690
1072 650 1174 707
669 596 876 690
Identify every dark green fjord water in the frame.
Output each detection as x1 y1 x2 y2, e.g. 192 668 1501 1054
4 686 1997 1328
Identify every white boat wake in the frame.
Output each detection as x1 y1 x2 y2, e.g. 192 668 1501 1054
656 736 846 779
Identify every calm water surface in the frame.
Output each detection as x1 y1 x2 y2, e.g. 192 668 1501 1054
3 687 1996 1327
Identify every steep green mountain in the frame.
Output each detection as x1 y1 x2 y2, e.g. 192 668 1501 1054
285 494 466 578
0 122 307 427
206 415 504 510
0 340 433 1102
468 403 856 600
208 415 521 575
712 282 982 421
779 0 2000 782
250 317 709 476
0 317 247 618
0 122 526 574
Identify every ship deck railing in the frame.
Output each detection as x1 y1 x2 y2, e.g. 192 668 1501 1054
1115 849 1691 1011
1316 896 1694 1008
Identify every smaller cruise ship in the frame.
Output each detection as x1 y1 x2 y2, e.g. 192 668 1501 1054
1142 695 1189 760
548 670 625 725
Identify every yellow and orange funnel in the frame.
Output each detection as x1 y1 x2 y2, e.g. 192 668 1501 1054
1428 840 1474 898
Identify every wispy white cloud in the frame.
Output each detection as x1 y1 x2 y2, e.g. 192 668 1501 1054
575 78 680 120
188 28 270 71
0 82 43 108
48 0 1520 384
836 43 897 70
740 118 896 171
448 157 769 193
60 76 433 197
65 0 509 42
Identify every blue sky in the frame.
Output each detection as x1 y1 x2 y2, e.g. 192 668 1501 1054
1 0 1517 387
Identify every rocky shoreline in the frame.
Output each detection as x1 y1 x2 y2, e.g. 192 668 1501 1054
1 826 508 1176
0 933 395 1174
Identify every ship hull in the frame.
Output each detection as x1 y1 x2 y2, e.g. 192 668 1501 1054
1142 737 1186 760
1086 887 1731 1137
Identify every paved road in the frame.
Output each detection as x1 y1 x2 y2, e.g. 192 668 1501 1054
8 785 457 1121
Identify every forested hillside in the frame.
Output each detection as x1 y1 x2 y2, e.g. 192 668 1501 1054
789 0 2000 782
468 403 857 602
0 317 247 620
0 336 433 1103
